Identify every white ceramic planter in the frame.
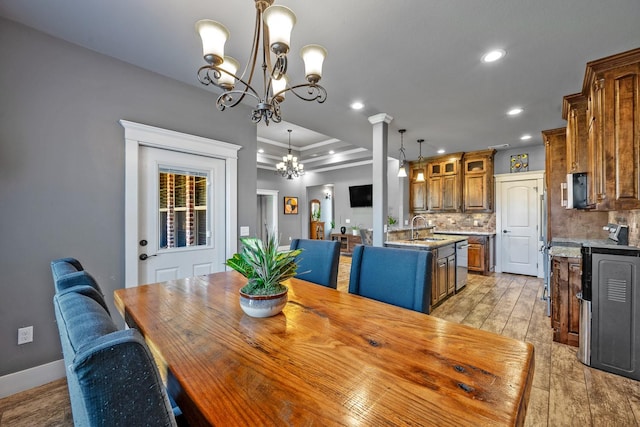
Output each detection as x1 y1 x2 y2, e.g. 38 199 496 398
239 288 288 318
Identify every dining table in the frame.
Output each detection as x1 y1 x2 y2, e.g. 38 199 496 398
114 271 534 426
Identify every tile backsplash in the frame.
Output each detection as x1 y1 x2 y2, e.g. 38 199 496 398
407 212 496 233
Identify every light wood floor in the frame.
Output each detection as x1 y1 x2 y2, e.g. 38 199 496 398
2 256 639 426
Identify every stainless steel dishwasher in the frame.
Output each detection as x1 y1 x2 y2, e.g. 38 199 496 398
456 240 468 291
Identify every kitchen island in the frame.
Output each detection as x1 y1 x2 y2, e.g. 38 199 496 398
385 233 469 308
434 229 496 275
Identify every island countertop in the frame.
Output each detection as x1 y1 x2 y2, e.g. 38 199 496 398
385 234 468 249
434 229 496 236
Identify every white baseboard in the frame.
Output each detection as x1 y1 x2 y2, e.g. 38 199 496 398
0 359 65 399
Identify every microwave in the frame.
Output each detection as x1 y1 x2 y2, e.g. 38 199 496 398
561 172 588 209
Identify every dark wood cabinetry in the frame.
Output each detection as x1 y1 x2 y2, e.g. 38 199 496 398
330 233 361 254
431 245 456 307
409 164 427 212
462 149 496 212
427 154 463 212
562 93 588 174
467 235 494 275
310 221 324 240
551 256 581 347
556 48 640 211
409 150 494 215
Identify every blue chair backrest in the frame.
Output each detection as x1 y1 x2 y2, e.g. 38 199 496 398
349 245 432 314
290 239 341 289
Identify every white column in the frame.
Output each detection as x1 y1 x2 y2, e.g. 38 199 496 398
368 113 393 246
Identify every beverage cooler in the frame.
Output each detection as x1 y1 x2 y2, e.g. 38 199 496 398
581 238 640 380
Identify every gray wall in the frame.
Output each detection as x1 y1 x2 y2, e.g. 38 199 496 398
0 18 257 376
495 144 545 174
258 159 404 240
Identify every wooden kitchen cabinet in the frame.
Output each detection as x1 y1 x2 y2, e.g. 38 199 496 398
431 244 456 307
584 48 640 210
562 93 588 174
551 256 581 347
409 164 427 213
463 149 496 212
426 153 463 212
467 235 494 275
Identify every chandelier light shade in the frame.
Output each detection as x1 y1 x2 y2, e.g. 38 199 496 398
195 0 327 125
397 129 408 178
415 139 426 182
276 129 304 179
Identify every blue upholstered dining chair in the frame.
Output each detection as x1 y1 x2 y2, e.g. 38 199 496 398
290 239 341 289
349 245 433 314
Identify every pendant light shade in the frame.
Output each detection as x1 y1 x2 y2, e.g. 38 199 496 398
415 139 425 182
397 129 408 178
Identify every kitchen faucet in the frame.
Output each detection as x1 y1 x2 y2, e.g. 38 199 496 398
411 215 428 239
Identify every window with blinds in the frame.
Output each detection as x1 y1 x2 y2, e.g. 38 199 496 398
159 168 208 249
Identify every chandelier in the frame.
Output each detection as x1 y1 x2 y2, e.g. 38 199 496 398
276 129 304 179
415 139 425 182
397 129 407 178
195 0 328 125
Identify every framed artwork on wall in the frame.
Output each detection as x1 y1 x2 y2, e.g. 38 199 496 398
284 197 298 214
510 153 529 172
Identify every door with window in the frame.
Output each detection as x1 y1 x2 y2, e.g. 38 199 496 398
139 147 226 284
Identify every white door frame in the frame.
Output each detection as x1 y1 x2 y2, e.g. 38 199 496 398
257 188 279 237
495 170 545 278
121 120 241 288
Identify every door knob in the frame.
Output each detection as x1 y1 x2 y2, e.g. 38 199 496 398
139 253 157 261
503 230 510 233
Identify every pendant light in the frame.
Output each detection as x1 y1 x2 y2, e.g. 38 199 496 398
397 129 407 178
415 139 425 182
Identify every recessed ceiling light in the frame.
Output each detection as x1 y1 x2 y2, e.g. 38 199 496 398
520 134 532 141
258 148 264 153
507 107 524 116
329 150 335 155
350 101 364 110
437 149 445 154
482 49 506 63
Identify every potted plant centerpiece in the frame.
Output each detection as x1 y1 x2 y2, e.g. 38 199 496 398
225 230 302 318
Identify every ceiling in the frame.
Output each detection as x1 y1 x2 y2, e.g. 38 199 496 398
2 1 639 173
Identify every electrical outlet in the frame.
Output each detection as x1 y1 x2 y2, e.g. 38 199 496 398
18 326 33 345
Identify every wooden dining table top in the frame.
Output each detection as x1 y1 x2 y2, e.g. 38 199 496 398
114 271 534 426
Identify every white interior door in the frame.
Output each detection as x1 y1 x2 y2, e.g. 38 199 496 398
139 146 226 284
499 178 540 276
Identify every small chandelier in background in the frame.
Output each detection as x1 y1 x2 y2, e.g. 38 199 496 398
415 139 426 182
397 129 407 178
276 129 304 179
195 0 328 125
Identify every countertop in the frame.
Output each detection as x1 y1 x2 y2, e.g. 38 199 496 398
434 229 496 236
385 234 468 249
550 237 640 257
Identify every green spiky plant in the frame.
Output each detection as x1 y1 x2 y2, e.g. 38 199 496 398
225 230 302 296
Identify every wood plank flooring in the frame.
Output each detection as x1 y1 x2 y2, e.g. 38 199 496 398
2 256 639 426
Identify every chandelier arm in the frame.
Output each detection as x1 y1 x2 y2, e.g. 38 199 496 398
274 83 327 103
198 66 262 108
216 88 261 111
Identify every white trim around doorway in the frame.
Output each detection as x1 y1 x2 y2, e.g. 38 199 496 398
120 120 241 288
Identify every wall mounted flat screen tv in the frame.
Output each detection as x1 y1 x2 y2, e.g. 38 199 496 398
349 184 373 207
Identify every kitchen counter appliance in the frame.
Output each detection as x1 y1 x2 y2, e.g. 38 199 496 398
455 240 468 291
580 223 640 380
